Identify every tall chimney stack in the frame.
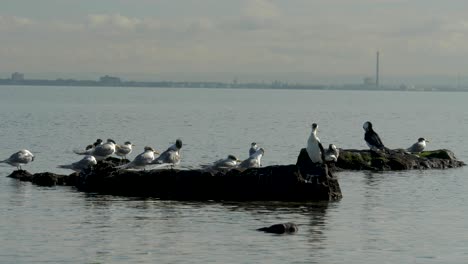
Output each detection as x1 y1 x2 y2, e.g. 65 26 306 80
376 51 380 88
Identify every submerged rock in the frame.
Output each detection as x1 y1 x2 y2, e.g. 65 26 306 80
257 222 298 234
335 148 465 171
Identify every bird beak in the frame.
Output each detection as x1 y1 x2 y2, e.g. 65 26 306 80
426 140 430 142
154 150 160 154
132 144 136 146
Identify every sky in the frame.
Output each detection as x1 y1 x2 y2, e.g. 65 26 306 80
1 0 468 85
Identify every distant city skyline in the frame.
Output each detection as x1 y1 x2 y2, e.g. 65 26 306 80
2 0 468 86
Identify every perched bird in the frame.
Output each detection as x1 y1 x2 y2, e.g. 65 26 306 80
249 142 261 166
239 148 264 169
85 139 103 150
74 138 116 161
115 141 134 161
117 146 159 170
57 155 97 172
363 121 385 151
151 139 183 168
324 144 340 162
249 142 259 157
0 149 35 170
407 138 429 153
211 155 241 169
306 123 325 163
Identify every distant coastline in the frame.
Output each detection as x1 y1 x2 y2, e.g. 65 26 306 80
1 74 466 92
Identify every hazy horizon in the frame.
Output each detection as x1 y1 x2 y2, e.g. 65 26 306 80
0 71 465 87
2 0 468 87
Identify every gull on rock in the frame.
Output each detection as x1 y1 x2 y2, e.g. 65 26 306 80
0 149 35 170
239 148 264 169
74 139 116 161
407 137 429 153
151 139 182 168
57 155 97 172
117 146 159 170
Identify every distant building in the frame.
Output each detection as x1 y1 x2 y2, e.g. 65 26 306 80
99 75 121 85
11 72 24 81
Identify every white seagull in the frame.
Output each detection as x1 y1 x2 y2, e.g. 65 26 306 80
324 144 340 162
211 155 241 169
249 142 259 157
0 149 35 170
151 139 183 168
239 148 264 169
115 141 134 160
74 138 116 161
57 155 97 172
407 138 429 153
117 146 159 170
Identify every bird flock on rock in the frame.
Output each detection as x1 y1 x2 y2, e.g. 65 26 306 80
1 121 429 172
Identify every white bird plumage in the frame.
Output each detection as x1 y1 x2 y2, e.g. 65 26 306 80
0 149 35 170
211 155 241 169
407 138 428 153
249 142 259 157
306 123 324 163
115 141 134 160
74 139 116 161
57 155 97 172
324 144 339 162
239 148 264 169
151 139 182 168
117 146 159 170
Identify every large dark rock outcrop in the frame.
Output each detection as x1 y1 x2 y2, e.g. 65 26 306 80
334 149 465 171
6 151 343 201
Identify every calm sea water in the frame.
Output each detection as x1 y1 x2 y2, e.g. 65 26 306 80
0 85 467 263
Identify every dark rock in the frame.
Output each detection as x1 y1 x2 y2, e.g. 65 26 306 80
296 148 342 201
7 170 33 181
336 149 465 171
257 222 298 234
7 170 76 187
76 161 341 201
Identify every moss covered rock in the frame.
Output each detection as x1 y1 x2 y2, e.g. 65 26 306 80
335 149 464 171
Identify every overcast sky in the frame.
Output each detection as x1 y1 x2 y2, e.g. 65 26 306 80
1 0 468 84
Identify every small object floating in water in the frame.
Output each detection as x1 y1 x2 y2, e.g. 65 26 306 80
257 222 298 234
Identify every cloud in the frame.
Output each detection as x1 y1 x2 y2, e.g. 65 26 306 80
0 15 34 31
243 0 281 20
87 13 142 30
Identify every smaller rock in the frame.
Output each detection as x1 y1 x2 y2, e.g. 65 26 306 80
257 222 298 234
7 170 33 181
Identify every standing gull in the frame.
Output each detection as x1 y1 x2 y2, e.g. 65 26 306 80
115 141 134 161
117 146 159 170
249 142 259 157
74 139 116 161
151 139 183 168
239 148 264 169
363 121 385 151
407 138 429 153
57 155 97 172
0 149 35 170
306 123 325 163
